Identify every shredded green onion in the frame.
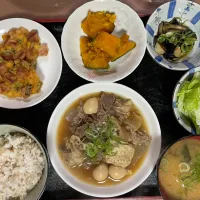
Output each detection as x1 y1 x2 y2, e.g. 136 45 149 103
160 157 168 172
157 30 196 54
179 163 190 173
84 117 127 160
179 154 200 188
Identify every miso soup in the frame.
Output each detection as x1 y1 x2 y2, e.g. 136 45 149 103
159 138 200 200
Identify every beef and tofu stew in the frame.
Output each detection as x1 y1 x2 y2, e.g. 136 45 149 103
57 92 151 185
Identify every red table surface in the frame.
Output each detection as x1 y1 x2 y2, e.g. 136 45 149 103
68 197 162 200
1 0 170 22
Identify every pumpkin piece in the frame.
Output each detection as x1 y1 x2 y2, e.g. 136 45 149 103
80 37 111 69
93 32 120 58
81 11 116 38
80 37 90 53
111 33 136 61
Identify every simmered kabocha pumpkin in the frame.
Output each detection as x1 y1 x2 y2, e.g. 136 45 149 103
112 33 136 61
80 37 111 69
80 11 136 69
93 32 121 58
93 32 136 61
81 11 116 38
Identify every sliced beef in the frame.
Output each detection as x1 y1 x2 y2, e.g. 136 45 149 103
112 117 132 142
99 92 116 112
67 93 116 139
73 123 88 139
62 135 85 167
130 130 151 164
114 99 133 120
67 105 86 127
131 144 148 164
66 108 77 122
67 106 97 138
123 112 142 132
69 135 84 151
132 130 151 147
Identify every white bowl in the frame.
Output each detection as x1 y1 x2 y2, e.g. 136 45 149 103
47 83 161 197
146 0 200 71
61 0 146 82
173 67 200 134
0 18 62 109
0 124 49 200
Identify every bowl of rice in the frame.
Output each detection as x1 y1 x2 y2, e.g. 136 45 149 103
0 124 49 200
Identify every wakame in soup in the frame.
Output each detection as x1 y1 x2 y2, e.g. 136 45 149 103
57 92 151 185
159 138 200 200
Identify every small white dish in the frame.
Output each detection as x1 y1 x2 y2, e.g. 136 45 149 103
0 124 49 200
61 0 146 82
47 83 161 197
146 0 200 71
173 67 200 134
0 18 62 109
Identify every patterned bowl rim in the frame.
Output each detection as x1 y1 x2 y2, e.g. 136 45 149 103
146 0 200 71
172 66 200 134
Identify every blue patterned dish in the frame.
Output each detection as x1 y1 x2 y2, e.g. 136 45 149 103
146 0 200 71
173 66 200 134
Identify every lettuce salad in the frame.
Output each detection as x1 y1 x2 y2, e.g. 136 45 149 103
177 72 200 134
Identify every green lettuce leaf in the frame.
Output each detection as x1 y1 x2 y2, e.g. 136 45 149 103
177 73 200 134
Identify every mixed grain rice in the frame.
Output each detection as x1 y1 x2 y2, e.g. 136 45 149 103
0 132 45 200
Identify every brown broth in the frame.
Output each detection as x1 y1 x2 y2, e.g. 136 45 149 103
57 93 149 186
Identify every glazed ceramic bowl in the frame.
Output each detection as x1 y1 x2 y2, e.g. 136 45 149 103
157 135 200 200
47 83 161 197
146 0 200 71
173 66 200 134
61 0 146 82
0 124 49 200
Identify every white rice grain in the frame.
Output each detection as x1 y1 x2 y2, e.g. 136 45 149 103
0 133 45 200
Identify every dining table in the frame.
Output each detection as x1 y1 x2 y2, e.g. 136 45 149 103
0 15 191 200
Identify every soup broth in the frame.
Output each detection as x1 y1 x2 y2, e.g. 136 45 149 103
159 138 200 200
57 92 150 186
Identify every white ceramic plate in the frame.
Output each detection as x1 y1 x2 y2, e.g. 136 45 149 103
146 0 200 71
47 83 161 197
61 0 146 82
0 18 62 109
